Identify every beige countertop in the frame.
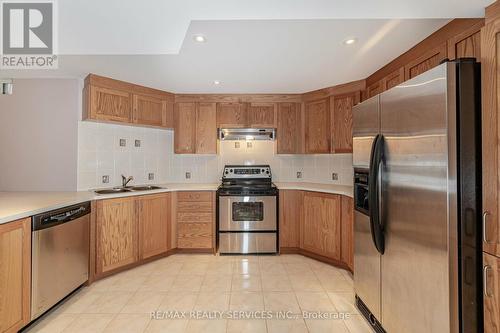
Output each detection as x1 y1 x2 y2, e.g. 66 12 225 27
0 182 352 225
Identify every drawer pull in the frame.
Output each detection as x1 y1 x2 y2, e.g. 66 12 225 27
483 265 493 297
483 211 492 244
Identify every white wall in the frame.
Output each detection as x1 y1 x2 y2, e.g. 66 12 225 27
77 122 354 190
0 79 80 191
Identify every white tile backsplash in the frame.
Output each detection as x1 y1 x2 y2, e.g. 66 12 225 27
77 122 354 190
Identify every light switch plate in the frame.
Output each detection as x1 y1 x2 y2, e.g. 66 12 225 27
148 173 154 180
296 171 302 179
102 175 110 184
135 140 141 147
119 139 126 147
185 172 191 179
332 173 339 181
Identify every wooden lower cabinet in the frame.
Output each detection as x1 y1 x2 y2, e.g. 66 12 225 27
279 190 303 248
176 191 215 250
137 193 172 260
301 192 341 261
484 252 500 333
96 197 138 276
0 218 31 333
341 196 354 270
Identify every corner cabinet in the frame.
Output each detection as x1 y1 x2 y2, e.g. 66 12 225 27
301 192 341 260
83 74 174 129
0 218 31 333
174 102 217 154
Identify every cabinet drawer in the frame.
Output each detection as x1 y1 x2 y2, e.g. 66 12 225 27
177 201 212 213
177 191 212 202
178 223 212 249
177 212 213 224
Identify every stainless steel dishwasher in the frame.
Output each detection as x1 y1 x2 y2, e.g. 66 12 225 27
31 202 90 320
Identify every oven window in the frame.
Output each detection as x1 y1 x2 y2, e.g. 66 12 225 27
232 202 264 221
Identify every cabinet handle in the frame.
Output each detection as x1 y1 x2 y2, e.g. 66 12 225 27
483 265 493 297
483 211 491 243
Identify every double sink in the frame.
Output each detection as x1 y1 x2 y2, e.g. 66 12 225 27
95 185 164 195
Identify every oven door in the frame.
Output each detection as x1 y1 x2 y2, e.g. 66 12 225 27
219 196 276 231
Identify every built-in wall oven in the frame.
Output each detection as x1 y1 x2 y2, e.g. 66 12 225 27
217 165 278 254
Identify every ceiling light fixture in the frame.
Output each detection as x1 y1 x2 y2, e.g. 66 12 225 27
193 35 206 43
213 80 221 85
343 38 357 45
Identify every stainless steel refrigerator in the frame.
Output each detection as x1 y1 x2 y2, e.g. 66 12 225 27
352 59 482 333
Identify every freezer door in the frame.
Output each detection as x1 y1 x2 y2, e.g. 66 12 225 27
353 95 380 170
379 63 457 333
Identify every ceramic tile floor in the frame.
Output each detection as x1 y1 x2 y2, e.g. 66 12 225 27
24 254 373 333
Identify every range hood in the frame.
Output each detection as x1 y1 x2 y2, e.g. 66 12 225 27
218 128 275 141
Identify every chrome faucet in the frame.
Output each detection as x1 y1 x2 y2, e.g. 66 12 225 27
121 175 134 187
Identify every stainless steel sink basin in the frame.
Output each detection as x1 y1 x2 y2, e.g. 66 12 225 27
94 188 131 195
128 185 164 191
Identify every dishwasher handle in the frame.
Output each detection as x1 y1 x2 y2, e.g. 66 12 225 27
32 201 91 231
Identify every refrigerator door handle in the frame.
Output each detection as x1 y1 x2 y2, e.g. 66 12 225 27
369 134 385 255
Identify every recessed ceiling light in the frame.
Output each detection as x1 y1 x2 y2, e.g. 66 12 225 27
343 38 357 45
193 35 206 43
213 80 221 85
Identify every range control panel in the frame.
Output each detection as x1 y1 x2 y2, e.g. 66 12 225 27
222 165 271 179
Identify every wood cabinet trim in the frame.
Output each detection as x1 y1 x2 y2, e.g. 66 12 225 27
404 42 448 80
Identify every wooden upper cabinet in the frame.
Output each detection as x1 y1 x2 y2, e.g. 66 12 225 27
196 103 217 154
96 197 138 276
448 20 483 60
89 86 132 123
331 93 358 153
0 218 31 333
483 252 500 333
247 103 276 128
277 102 302 154
384 67 405 90
341 196 354 271
366 80 383 99
83 74 174 128
217 102 247 128
405 43 447 80
137 193 171 259
133 94 167 127
304 99 330 154
482 10 500 258
174 102 196 154
301 192 341 260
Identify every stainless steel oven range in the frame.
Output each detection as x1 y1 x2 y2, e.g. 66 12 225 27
217 165 278 254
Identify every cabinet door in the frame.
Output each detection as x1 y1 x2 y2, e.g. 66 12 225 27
384 67 405 90
277 103 302 154
366 80 383 99
482 16 500 257
448 21 483 60
138 193 171 260
331 93 357 153
248 103 276 128
304 99 330 154
301 192 341 260
341 196 354 271
196 102 217 154
0 219 30 333
96 197 138 276
217 103 247 128
483 252 500 333
174 102 196 154
279 190 303 248
176 191 214 250
405 43 447 80
133 94 167 127
90 86 132 123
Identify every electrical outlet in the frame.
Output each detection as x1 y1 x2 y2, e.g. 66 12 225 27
119 138 126 147
185 172 191 179
148 173 154 180
234 142 240 148
296 171 302 179
102 175 110 184
247 141 253 148
332 172 339 181
135 139 141 147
